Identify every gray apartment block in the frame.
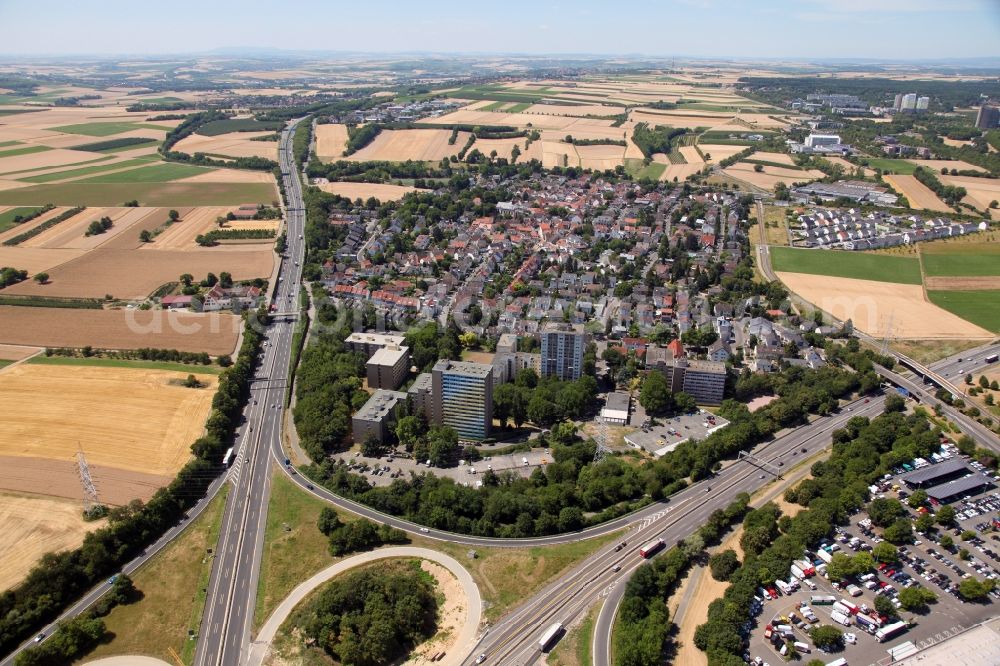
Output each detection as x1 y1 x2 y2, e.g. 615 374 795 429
539 322 585 381
366 345 411 390
352 389 408 445
345 331 407 359
431 359 493 441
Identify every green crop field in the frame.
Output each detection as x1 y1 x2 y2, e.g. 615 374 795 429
0 154 116 178
861 158 917 175
0 181 276 206
51 122 172 137
28 356 223 373
20 157 158 183
506 102 532 113
0 206 40 233
921 243 1000 277
77 162 213 183
770 246 922 284
480 101 506 111
195 118 283 136
0 141 21 148
927 290 1000 333
71 137 159 153
0 145 51 159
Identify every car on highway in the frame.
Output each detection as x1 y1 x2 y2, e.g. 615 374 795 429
613 564 622 572
34 633 44 643
306 484 314 490
476 655 486 664
419 527 429 533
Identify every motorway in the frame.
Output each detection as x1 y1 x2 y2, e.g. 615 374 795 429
193 120 307 666
463 395 888 666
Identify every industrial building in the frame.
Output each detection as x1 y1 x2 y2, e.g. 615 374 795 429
901 459 969 489
600 392 631 425
976 104 1000 130
805 133 842 148
366 345 410 390
352 389 408 445
431 359 493 441
539 322 586 381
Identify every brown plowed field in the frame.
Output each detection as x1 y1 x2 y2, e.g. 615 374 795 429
4 246 273 299
0 363 218 476
0 306 242 355
0 456 170 505
0 344 41 361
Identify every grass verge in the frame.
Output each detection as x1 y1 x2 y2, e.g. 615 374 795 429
84 485 229 665
548 603 598 666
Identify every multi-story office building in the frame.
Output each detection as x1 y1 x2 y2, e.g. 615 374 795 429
804 134 842 148
352 389 408 444
539 322 585 381
366 345 410 390
900 93 917 111
976 105 1000 130
431 359 493 440
679 359 727 406
345 331 406 359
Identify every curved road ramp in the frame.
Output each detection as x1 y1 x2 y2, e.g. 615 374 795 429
248 546 482 666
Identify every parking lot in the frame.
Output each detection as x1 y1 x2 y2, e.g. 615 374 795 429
331 448 552 487
748 441 999 666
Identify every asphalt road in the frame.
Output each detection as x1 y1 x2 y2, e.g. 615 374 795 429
194 120 307 666
929 342 1000 379
465 395 888 666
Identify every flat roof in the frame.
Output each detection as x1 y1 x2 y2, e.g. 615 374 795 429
894 617 1000 666
346 331 406 346
605 392 630 412
354 389 408 421
901 459 969 486
624 411 729 457
368 345 409 366
926 474 995 501
433 359 492 378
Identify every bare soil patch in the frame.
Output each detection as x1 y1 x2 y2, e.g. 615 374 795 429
318 181 424 202
0 306 242 355
696 144 748 164
408 561 468 666
924 276 1000 290
0 344 41 361
777 271 992 339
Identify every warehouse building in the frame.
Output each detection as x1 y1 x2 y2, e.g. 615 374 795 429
901 459 969 489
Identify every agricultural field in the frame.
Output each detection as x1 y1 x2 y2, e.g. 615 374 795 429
861 158 918 175
927 290 1000 334
883 174 952 212
920 242 1000 278
314 123 349 161
318 181 427 202
0 493 105 592
770 246 923 283
0 180 277 206
939 174 1000 218
697 144 750 164
174 130 279 160
347 128 470 162
0 306 242 354
904 159 987 174
723 162 823 191
0 361 220 501
777 272 992 339
50 122 172 137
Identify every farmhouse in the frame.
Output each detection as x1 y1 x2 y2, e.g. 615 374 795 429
200 284 263 312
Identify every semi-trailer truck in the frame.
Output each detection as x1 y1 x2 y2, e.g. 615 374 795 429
639 538 665 558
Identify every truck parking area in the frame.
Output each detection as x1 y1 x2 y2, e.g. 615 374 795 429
747 443 1000 665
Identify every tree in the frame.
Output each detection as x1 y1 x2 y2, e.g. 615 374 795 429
867 498 906 527
179 273 194 287
874 594 897 618
395 415 425 452
427 426 459 466
827 552 854 581
493 383 527 428
459 332 479 349
898 585 937 612
139 229 152 242
884 518 913 545
914 512 935 534
183 374 201 388
168 209 180 222
808 625 843 651
936 504 957 527
939 534 954 549
873 542 899 564
753 163 764 173
219 271 233 288
709 549 740 581
906 489 927 508
33 272 49 284
527 395 563 428
639 371 673 416
958 577 994 601
884 393 906 413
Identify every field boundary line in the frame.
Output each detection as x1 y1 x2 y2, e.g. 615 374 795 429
916 244 930 304
0 347 43 374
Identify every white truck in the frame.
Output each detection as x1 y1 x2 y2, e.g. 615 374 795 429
831 610 852 627
817 549 833 564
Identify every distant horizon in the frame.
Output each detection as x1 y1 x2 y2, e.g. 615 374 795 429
1 0 998 60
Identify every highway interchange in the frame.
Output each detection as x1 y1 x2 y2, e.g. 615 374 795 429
2 128 996 666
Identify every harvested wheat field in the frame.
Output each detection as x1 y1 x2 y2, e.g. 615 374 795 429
174 131 278 160
662 163 705 182
724 164 822 190
576 143 626 171
698 144 752 163
0 247 86 274
630 110 725 129
146 206 232 249
905 159 987 174
751 151 795 165
315 123 350 160
176 168 276 184
924 276 1000 290
5 247 273 299
541 141 579 169
0 493 105 592
0 148 103 175
777 272 992 339
678 146 706 165
318 181 425 202
0 306 242 354
823 155 873 177
20 207 154 250
468 137 528 162
347 129 470 162
0 363 217 477
883 174 951 212
940 174 1000 212
0 344 40 362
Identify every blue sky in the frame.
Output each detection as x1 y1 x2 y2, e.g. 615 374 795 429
0 0 998 59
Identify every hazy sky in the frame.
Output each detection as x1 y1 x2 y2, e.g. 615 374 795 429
1 0 998 60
